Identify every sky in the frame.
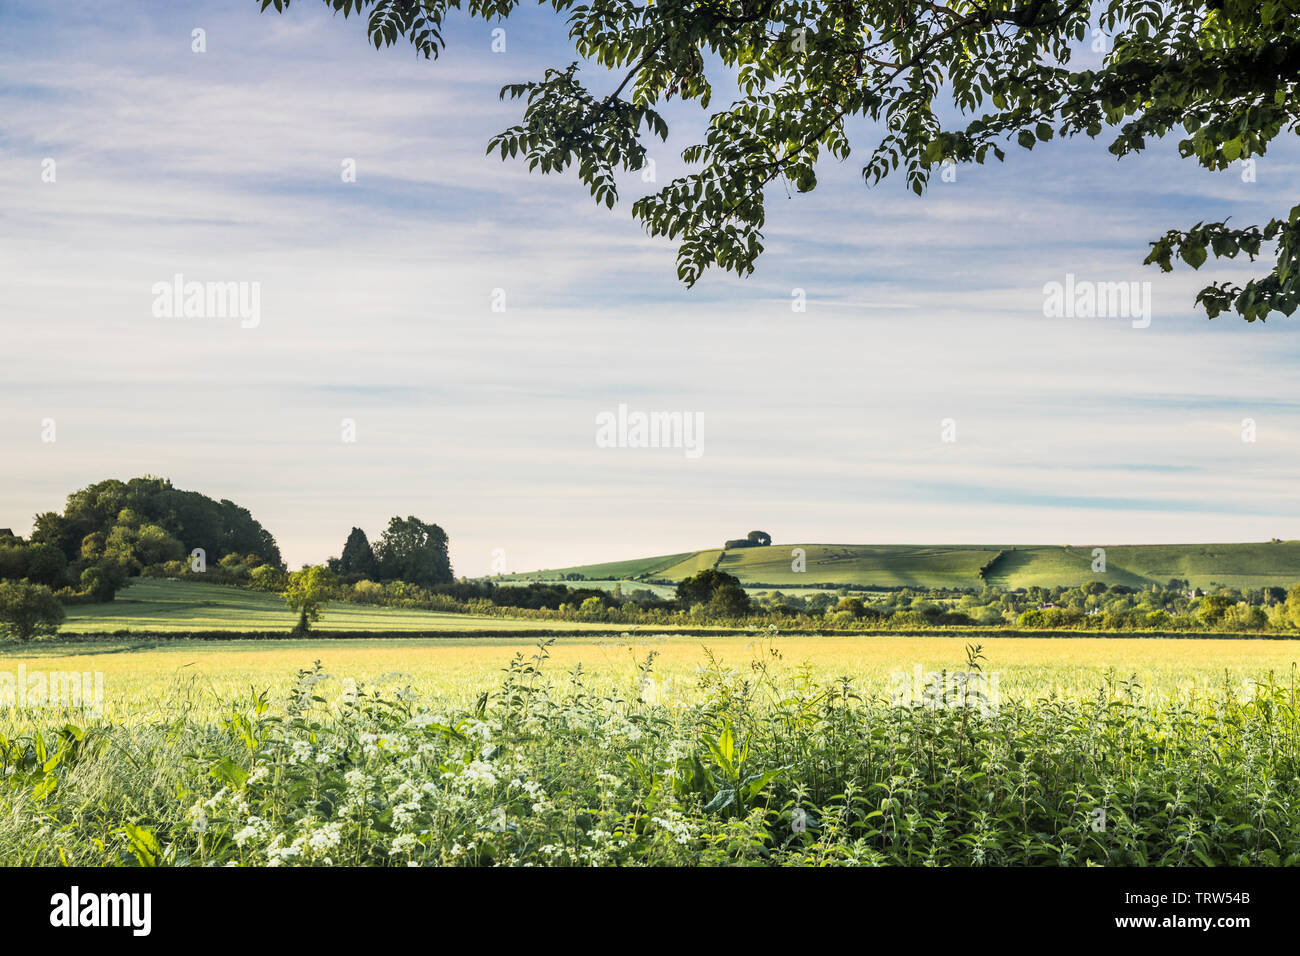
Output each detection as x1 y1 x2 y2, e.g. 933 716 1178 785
2 0 1299 575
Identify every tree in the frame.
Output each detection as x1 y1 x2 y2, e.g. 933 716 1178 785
24 543 68 589
285 565 337 635
1197 593 1234 626
1284 582 1300 628
834 596 867 618
0 581 65 642
676 568 749 613
746 531 772 547
262 0 1299 321
709 583 752 617
375 516 453 588
80 561 129 603
338 527 379 579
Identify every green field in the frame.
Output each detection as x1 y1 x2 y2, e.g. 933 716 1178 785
503 541 1300 590
60 579 614 634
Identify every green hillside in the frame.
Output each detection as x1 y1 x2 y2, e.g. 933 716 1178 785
506 541 1300 591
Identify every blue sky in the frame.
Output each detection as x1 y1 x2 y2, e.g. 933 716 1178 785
2 0 1299 574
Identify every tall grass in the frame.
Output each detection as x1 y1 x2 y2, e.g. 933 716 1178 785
1 643 1297 866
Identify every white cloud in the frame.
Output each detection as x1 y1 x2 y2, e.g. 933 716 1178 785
2 0 1298 574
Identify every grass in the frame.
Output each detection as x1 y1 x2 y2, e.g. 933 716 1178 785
61 579 616 634
1 634 1297 866
506 540 1300 590
499 551 699 581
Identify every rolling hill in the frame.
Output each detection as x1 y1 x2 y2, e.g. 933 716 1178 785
499 541 1300 591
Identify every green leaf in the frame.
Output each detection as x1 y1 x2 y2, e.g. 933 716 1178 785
122 824 160 867
702 789 736 814
1180 242 1208 270
210 756 250 788
32 774 57 801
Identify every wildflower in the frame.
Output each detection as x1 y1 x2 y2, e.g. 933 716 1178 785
458 760 498 790
390 834 420 856
308 823 342 855
234 817 268 847
393 801 422 830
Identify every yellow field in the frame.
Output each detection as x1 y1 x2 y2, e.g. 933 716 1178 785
3 634 1297 722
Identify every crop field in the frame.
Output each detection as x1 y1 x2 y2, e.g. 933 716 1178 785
509 541 1300 590
1 632 1298 866
60 579 614 634
3 632 1298 719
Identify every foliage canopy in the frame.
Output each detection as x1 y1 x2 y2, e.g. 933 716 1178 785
262 0 1300 321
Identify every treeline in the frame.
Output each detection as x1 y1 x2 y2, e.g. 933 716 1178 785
749 579 1300 632
289 573 1300 634
279 567 760 629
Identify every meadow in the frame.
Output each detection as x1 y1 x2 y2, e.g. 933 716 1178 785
1 632 1298 866
59 579 615 634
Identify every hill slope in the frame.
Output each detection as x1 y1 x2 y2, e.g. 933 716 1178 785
502 542 1300 590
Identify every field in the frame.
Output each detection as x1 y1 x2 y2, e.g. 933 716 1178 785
3 632 1298 719
1 632 1298 866
9 576 1300 868
60 579 615 634
501 541 1300 590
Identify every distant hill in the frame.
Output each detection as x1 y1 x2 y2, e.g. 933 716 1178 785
499 542 1300 590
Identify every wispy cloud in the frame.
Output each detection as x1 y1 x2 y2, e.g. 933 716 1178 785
2 0 1298 574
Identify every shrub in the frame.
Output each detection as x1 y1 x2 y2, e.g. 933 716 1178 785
0 581 65 641
350 580 385 604
250 565 287 592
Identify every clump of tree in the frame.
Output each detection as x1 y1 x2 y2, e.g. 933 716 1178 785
676 569 752 618
0 581 64 642
6 477 283 603
723 530 772 549
327 517 453 588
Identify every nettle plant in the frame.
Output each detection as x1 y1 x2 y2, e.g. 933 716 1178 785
261 0 1299 320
